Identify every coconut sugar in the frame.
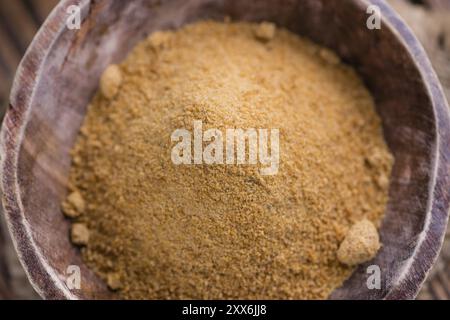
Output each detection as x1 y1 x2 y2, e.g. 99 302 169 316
63 21 393 299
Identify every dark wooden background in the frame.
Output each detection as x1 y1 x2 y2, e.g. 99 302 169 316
0 0 59 300
0 0 449 300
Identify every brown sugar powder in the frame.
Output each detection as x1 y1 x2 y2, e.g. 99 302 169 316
64 21 393 299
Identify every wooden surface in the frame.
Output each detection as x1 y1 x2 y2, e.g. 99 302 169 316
0 0 59 111
0 0 59 300
0 0 450 300
389 0 450 300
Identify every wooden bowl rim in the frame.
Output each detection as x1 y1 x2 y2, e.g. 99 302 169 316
0 0 449 300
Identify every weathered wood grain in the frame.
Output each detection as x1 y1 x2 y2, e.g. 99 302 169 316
0 0 55 300
0 218 12 299
24 0 61 23
0 1 38 52
0 0 58 113
388 0 450 300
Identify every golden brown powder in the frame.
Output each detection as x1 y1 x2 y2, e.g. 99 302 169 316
62 190 85 218
99 64 123 99
70 223 90 246
63 20 393 299
337 219 381 266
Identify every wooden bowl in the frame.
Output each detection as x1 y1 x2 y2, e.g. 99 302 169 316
1 0 449 300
